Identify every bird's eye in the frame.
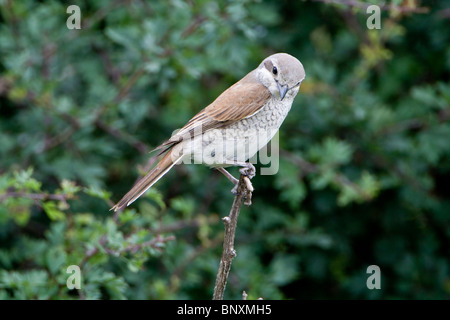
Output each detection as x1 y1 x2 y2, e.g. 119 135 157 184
272 66 278 75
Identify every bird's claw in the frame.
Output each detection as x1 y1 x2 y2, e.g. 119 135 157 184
231 163 255 197
239 163 256 179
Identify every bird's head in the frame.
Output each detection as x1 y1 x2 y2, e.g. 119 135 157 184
257 53 305 101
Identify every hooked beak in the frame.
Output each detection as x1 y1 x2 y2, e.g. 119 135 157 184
277 81 289 101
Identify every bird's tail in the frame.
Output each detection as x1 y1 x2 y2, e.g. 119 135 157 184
111 149 181 212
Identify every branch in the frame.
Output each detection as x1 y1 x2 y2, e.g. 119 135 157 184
280 149 372 201
212 174 253 300
0 191 71 203
115 235 176 255
151 215 219 234
94 119 149 154
80 233 175 266
181 15 207 38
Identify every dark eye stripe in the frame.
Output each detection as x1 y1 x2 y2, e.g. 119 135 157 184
264 60 274 72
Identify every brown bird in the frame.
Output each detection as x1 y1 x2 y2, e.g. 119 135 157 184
111 53 305 212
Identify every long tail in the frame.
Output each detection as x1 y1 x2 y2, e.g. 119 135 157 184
111 150 181 212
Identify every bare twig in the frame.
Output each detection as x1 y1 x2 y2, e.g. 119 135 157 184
81 0 128 30
80 233 175 267
171 237 223 284
151 215 219 234
181 15 207 38
41 41 56 80
0 191 72 203
280 149 372 201
94 119 149 154
116 235 176 254
212 173 253 300
377 109 450 136
92 44 122 85
437 8 450 19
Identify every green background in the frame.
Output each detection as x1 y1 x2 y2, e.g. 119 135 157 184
1 0 449 299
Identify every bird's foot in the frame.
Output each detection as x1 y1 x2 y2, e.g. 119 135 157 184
232 164 255 206
217 162 255 200
238 163 256 180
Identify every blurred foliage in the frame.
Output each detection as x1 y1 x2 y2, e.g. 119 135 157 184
0 0 450 299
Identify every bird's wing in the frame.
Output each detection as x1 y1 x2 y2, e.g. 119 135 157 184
154 72 271 153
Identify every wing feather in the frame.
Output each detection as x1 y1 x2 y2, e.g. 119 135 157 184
153 71 271 153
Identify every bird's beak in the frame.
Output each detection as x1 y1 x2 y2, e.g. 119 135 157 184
277 82 289 101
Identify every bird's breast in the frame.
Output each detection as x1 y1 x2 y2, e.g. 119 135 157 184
179 96 294 167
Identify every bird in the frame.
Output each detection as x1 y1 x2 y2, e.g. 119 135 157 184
111 53 305 212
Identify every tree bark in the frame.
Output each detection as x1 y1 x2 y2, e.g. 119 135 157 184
212 174 253 300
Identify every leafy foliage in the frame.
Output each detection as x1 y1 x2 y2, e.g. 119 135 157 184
0 0 449 299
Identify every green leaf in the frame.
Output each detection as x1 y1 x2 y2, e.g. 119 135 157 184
45 246 67 275
42 202 65 221
144 188 166 210
308 137 354 166
170 196 195 216
13 168 41 191
269 254 300 286
84 185 111 200
59 179 81 197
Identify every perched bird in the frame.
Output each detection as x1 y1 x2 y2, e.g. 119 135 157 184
111 53 305 212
